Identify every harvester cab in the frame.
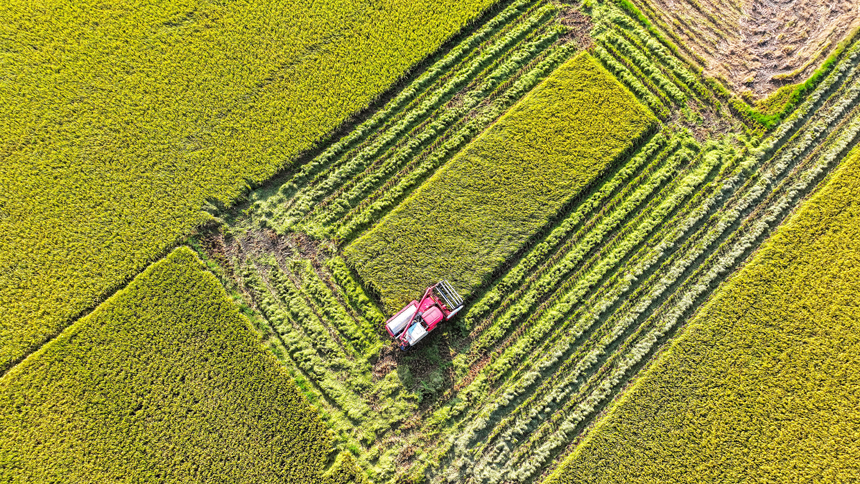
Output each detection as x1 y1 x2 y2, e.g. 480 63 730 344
385 280 464 350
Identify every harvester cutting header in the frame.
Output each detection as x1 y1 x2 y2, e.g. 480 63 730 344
385 280 464 350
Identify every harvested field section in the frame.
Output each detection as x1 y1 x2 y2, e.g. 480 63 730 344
547 146 860 484
628 0 860 96
0 248 342 483
345 52 656 311
193 228 449 481
583 0 743 137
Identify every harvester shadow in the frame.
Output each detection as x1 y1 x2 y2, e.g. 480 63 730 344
389 328 459 408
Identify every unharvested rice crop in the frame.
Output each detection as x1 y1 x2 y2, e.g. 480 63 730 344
0 247 336 483
0 0 496 372
344 52 655 310
545 147 860 484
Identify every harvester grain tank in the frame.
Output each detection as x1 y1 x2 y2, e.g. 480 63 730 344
385 280 464 350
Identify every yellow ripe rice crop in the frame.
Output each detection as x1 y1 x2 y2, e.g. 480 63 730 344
0 247 337 483
345 52 655 311
0 0 496 371
546 147 860 484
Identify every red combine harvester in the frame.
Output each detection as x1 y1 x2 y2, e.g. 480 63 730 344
385 280 464 350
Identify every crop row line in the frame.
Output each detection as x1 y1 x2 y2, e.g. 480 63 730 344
593 43 669 118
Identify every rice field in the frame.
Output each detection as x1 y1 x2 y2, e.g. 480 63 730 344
4 0 860 481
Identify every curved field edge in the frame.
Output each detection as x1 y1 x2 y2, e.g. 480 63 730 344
0 0 501 373
545 146 860 484
0 247 361 483
344 51 656 311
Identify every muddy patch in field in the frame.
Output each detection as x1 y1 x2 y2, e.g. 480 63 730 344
372 345 399 380
558 3 594 50
640 0 860 98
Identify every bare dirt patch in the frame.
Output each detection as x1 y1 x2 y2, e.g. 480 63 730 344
558 3 595 50
372 345 399 380
637 0 860 98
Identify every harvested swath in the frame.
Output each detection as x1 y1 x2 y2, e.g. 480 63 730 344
546 146 860 484
624 0 860 97
312 19 565 230
344 52 656 311
205 229 421 469
0 0 498 372
588 1 731 130
0 248 333 483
